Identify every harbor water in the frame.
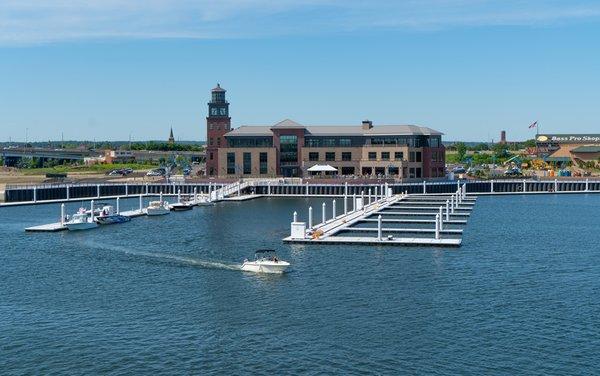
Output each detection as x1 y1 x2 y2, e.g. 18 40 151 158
1 194 599 374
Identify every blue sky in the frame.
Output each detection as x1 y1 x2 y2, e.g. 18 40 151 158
1 0 599 142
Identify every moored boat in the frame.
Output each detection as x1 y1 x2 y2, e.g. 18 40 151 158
170 201 194 211
146 200 170 216
65 209 98 231
95 205 131 225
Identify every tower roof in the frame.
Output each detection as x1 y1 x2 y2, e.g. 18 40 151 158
211 83 226 92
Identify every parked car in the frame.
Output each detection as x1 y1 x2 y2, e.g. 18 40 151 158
452 167 466 174
504 168 522 176
146 170 162 176
107 170 122 176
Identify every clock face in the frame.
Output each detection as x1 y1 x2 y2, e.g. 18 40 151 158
210 108 218 115
219 108 227 116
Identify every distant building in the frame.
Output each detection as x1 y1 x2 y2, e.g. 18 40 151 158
168 127 175 144
500 130 507 144
205 84 231 176
536 134 600 166
104 150 135 164
204 85 445 178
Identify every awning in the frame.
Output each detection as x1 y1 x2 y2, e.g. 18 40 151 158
307 164 338 172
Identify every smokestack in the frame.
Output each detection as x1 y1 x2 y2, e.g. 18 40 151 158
500 130 506 144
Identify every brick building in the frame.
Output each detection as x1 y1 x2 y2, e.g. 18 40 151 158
205 85 445 178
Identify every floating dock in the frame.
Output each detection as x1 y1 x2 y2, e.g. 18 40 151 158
284 184 475 247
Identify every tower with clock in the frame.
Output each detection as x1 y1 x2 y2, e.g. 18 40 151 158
205 83 231 176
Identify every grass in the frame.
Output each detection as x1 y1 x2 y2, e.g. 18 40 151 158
20 163 159 175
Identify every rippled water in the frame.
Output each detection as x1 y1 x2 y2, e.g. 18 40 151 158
1 194 599 375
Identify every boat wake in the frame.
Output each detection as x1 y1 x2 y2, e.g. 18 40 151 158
78 240 242 271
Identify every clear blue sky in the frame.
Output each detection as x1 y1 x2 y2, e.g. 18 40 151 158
1 1 599 142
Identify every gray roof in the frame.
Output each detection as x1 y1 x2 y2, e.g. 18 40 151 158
225 119 443 137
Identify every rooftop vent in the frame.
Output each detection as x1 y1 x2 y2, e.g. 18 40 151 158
362 120 373 130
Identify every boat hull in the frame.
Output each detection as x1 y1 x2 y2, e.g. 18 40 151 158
170 204 193 211
146 208 170 216
241 261 290 274
66 222 98 231
95 215 131 225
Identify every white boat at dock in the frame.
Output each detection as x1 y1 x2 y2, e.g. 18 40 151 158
65 209 98 231
241 250 290 274
146 200 170 216
95 205 131 225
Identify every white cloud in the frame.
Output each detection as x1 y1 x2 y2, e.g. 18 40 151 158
1 0 600 45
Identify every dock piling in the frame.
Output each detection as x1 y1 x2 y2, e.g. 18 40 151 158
377 215 382 241
446 200 450 221
352 193 356 212
439 206 443 230
116 197 120 214
322 202 326 224
368 188 372 204
33 187 37 203
139 194 143 211
451 195 455 213
308 206 313 228
435 214 440 239
332 200 336 219
293 211 298 222
61 204 65 226
178 189 181 203
90 200 95 221
344 194 348 215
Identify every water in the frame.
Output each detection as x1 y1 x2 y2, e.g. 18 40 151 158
1 195 599 375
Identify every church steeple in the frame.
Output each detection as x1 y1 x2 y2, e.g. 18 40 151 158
168 127 175 144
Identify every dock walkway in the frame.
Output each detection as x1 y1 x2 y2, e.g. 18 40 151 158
284 183 476 247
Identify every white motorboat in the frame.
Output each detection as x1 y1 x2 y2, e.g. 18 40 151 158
241 249 290 274
195 195 215 206
65 210 98 231
95 205 131 225
146 200 170 216
169 201 194 211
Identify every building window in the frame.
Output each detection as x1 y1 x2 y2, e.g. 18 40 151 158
341 152 352 161
260 152 268 174
339 139 351 147
409 151 422 162
394 151 403 160
381 152 390 160
209 138 213 146
217 138 221 147
210 152 213 160
279 135 298 165
368 152 377 161
243 152 251 174
341 166 355 175
388 166 399 175
309 152 319 161
305 138 320 147
430 137 440 147
416 167 422 178
323 139 336 147
325 152 335 161
227 153 236 174
362 167 373 175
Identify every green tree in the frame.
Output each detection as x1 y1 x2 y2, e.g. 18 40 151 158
455 142 467 162
492 143 509 159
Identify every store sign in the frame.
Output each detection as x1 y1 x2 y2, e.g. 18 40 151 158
536 134 600 144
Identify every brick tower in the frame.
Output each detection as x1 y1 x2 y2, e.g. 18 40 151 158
205 84 231 176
